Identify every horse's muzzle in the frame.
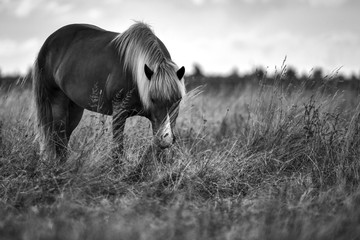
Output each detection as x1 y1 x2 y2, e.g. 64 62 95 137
156 132 174 149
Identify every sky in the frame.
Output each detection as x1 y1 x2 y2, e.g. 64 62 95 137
0 0 359 76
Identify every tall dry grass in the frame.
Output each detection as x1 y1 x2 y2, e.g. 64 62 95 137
1 72 360 239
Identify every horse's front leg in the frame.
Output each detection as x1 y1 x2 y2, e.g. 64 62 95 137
112 111 127 156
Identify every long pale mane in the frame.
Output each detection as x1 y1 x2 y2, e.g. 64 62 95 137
112 22 185 110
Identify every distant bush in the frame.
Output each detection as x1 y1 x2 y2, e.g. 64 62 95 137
0 72 31 92
186 65 360 95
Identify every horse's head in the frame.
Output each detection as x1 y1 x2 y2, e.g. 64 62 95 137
144 62 185 149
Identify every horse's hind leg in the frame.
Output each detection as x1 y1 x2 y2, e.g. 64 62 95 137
66 101 84 140
50 95 83 162
50 91 70 160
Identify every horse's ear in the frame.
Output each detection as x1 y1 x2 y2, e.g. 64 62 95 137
176 66 185 80
144 64 153 80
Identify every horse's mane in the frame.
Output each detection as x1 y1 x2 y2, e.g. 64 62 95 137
112 22 185 110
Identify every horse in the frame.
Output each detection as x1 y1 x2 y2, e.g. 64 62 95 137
32 22 186 160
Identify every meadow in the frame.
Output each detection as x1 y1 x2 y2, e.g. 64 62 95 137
1 67 360 240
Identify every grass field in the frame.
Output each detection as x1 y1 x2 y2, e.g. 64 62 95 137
1 72 360 239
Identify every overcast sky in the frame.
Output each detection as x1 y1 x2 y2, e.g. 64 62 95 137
0 0 359 76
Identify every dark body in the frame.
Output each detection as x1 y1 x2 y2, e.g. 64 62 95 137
33 23 181 159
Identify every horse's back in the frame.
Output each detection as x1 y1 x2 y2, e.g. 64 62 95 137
42 24 117 58
39 24 118 76
36 24 122 114
47 23 112 41
57 23 105 32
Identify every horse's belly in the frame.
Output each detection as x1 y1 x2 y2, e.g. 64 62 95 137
72 94 113 115
63 81 113 115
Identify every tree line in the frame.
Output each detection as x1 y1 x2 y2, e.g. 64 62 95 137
1 65 359 94
186 64 360 94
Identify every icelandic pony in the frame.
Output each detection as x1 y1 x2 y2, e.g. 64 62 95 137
33 22 186 160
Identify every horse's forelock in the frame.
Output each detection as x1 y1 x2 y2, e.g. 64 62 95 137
149 61 185 105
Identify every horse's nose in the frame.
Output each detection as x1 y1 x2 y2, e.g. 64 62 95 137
157 113 174 148
162 132 176 143
158 131 173 149
161 132 172 143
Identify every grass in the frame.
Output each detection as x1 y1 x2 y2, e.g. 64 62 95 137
1 72 360 239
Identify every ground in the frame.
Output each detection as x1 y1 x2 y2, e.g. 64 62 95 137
1 74 360 240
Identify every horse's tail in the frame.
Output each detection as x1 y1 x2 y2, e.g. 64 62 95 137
32 53 53 153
